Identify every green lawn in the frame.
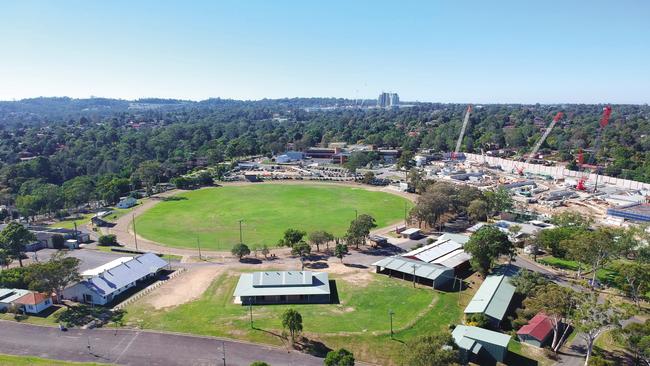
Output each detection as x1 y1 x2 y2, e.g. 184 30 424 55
0 354 109 366
124 271 462 365
48 213 96 230
538 256 585 271
135 184 412 250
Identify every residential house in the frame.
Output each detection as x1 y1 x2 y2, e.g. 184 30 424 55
517 312 554 347
116 197 138 209
13 292 53 314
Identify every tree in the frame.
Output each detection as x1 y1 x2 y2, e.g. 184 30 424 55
231 243 251 260
484 186 513 214
403 333 460 366
291 241 311 270
260 244 270 259
277 228 306 248
281 308 303 344
61 176 95 208
524 284 582 352
573 295 622 366
535 227 577 258
467 199 488 222
324 348 355 366
410 188 452 230
617 320 650 366
611 261 650 309
511 269 549 297
361 171 375 185
51 234 65 249
0 248 12 269
97 234 118 247
567 228 626 287
0 222 36 267
334 243 348 263
463 226 513 277
308 230 334 252
551 211 592 230
131 160 163 195
28 251 80 302
345 214 376 249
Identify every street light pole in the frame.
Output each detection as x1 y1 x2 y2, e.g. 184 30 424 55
132 213 139 251
249 302 253 329
412 264 419 288
389 309 394 339
238 219 243 244
197 236 202 260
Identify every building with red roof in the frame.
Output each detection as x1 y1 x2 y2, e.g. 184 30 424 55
517 312 554 347
13 292 53 314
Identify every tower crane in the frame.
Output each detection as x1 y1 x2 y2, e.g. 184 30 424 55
590 105 612 192
514 111 563 175
452 105 472 159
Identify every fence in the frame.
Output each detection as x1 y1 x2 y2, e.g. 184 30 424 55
464 153 650 191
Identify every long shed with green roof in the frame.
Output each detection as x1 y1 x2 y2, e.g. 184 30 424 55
464 274 516 327
452 325 511 363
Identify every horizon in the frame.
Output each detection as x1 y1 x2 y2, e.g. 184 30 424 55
1 1 649 104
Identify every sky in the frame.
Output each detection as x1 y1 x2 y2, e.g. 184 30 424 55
1 0 649 104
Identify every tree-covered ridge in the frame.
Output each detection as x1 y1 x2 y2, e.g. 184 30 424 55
0 98 649 212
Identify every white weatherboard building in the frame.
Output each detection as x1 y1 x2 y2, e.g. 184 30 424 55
233 271 331 305
64 253 169 305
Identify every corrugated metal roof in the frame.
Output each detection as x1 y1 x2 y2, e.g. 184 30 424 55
433 249 471 268
404 240 462 263
452 325 511 350
233 271 330 297
80 253 168 297
372 256 454 281
517 312 553 341
252 271 313 287
82 257 133 277
464 275 516 322
0 288 32 303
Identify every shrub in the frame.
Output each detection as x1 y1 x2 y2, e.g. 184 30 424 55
98 234 118 246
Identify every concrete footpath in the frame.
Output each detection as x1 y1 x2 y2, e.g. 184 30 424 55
0 320 324 366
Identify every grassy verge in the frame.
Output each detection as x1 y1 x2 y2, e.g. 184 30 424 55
124 271 463 365
538 256 585 271
48 213 95 229
93 245 182 261
0 306 65 326
0 354 110 366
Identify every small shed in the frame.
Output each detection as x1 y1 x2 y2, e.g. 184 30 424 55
452 325 511 363
400 228 422 239
464 274 516 327
517 312 554 347
117 197 137 209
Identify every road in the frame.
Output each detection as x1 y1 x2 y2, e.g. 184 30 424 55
0 321 324 366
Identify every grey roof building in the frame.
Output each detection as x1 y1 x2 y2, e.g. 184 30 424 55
464 274 516 326
452 325 511 363
63 253 169 305
372 256 455 290
233 271 331 305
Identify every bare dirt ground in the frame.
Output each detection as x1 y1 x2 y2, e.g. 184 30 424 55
147 266 224 309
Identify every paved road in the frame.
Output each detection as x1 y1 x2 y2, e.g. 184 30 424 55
0 321 324 366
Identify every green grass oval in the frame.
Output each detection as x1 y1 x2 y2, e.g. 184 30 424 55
136 184 413 250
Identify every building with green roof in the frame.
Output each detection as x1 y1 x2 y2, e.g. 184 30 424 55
233 271 331 305
464 274 516 327
452 325 511 363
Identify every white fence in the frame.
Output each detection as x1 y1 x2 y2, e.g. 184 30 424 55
464 153 650 191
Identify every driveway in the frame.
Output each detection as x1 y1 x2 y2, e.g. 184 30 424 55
0 321 325 366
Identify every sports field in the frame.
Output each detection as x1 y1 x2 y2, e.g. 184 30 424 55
135 184 412 250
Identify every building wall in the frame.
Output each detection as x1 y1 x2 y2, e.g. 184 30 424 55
22 299 52 314
239 294 330 305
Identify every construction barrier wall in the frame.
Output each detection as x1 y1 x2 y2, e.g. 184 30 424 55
464 153 650 192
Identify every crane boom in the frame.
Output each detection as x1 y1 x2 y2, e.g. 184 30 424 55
591 105 612 192
525 112 564 164
454 105 472 157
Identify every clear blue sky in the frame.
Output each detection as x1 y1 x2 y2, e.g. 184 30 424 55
1 0 649 103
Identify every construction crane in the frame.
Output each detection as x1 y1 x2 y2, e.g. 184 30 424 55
590 105 613 192
452 105 472 159
513 111 563 175
576 148 587 191
525 112 564 165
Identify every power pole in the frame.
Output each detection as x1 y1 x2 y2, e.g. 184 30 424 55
221 341 226 366
197 236 202 260
412 264 419 288
238 219 243 244
132 213 139 251
404 201 407 225
354 209 358 219
249 302 253 329
389 309 394 339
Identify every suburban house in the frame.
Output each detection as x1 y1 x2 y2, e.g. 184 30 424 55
233 271 331 305
372 256 455 289
63 253 169 305
116 196 138 209
0 288 31 311
452 325 511 363
464 274 516 327
13 292 53 314
401 233 471 272
517 312 554 347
